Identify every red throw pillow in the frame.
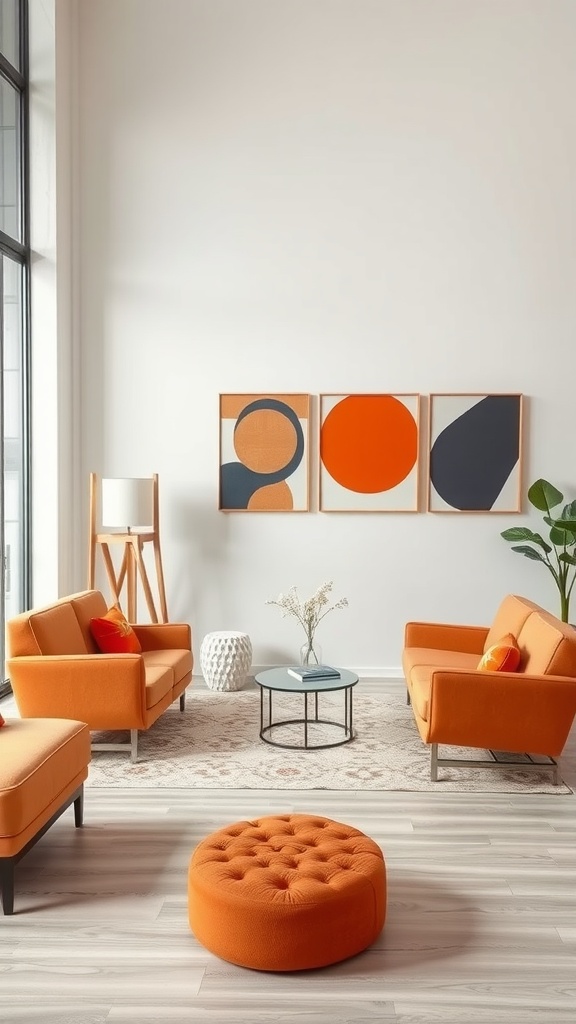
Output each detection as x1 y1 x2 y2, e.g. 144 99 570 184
0 712 5 727
477 632 521 672
90 606 142 654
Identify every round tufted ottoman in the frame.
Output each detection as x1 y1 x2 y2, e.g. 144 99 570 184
200 630 252 691
188 813 386 971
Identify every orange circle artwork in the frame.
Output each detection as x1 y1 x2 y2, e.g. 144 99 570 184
321 395 417 493
247 481 294 510
234 409 297 474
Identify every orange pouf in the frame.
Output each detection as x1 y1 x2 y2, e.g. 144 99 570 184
188 813 386 971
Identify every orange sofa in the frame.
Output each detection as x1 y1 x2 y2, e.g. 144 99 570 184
0 718 91 914
7 589 193 762
403 594 576 782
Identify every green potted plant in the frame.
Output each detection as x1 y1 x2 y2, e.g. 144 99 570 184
501 478 576 622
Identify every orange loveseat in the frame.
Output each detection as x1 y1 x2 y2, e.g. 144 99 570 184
403 594 576 782
7 589 193 762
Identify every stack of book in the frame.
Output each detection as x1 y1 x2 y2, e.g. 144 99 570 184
287 664 341 682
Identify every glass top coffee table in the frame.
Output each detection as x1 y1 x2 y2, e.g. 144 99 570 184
254 666 359 750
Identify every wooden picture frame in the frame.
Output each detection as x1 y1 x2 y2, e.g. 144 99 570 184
319 393 421 512
427 393 524 513
219 393 311 512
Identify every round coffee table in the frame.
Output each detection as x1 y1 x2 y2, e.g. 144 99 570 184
254 666 359 750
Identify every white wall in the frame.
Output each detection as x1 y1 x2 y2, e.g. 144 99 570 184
70 0 576 673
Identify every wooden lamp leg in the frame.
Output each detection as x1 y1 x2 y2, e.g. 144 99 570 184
126 541 137 622
152 473 168 622
100 542 124 611
153 538 168 623
133 537 159 623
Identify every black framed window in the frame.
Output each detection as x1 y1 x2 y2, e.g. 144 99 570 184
1 0 29 697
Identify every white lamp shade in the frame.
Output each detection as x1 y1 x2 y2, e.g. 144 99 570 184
101 478 154 529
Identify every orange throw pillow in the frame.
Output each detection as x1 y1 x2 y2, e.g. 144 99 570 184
477 632 520 672
90 606 142 654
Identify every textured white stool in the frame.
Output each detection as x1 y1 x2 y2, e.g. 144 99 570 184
200 631 253 691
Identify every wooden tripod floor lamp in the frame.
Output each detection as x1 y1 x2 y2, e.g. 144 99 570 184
88 473 168 623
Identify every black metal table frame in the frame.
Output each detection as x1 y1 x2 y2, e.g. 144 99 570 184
259 682 356 750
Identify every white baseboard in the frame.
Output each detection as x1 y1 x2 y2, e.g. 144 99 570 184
193 666 404 682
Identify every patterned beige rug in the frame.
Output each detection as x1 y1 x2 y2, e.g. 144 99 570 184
86 689 571 793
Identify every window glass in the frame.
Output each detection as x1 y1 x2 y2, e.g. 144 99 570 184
0 1 19 71
3 256 24 628
0 76 21 242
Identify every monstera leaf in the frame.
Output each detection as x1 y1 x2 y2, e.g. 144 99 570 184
501 528 551 553
501 478 576 622
559 552 576 566
527 479 563 513
510 545 547 561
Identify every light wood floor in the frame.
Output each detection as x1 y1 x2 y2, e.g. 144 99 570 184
2 678 576 1024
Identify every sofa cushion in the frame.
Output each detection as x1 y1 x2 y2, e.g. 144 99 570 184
8 602 89 658
143 656 174 708
409 668 434 722
483 594 542 653
517 612 576 676
403 651 480 724
477 633 521 672
403 647 480 681
0 718 90 841
69 590 109 653
141 648 193 684
28 604 89 656
90 606 142 654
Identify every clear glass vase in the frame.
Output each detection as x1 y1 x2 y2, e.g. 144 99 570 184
300 640 322 666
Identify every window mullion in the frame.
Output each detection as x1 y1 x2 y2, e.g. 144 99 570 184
0 52 24 90
0 232 27 262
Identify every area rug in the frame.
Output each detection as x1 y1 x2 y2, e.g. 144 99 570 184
86 690 572 793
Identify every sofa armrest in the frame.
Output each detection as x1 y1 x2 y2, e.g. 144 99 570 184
404 621 489 654
426 668 576 756
7 654 146 729
131 623 192 651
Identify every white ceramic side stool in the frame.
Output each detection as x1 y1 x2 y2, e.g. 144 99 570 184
200 631 253 691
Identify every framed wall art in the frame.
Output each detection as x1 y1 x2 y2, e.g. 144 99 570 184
427 393 524 513
319 393 420 511
219 393 311 511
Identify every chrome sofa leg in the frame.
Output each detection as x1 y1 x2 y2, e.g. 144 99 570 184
130 730 138 763
430 743 438 781
180 692 186 712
